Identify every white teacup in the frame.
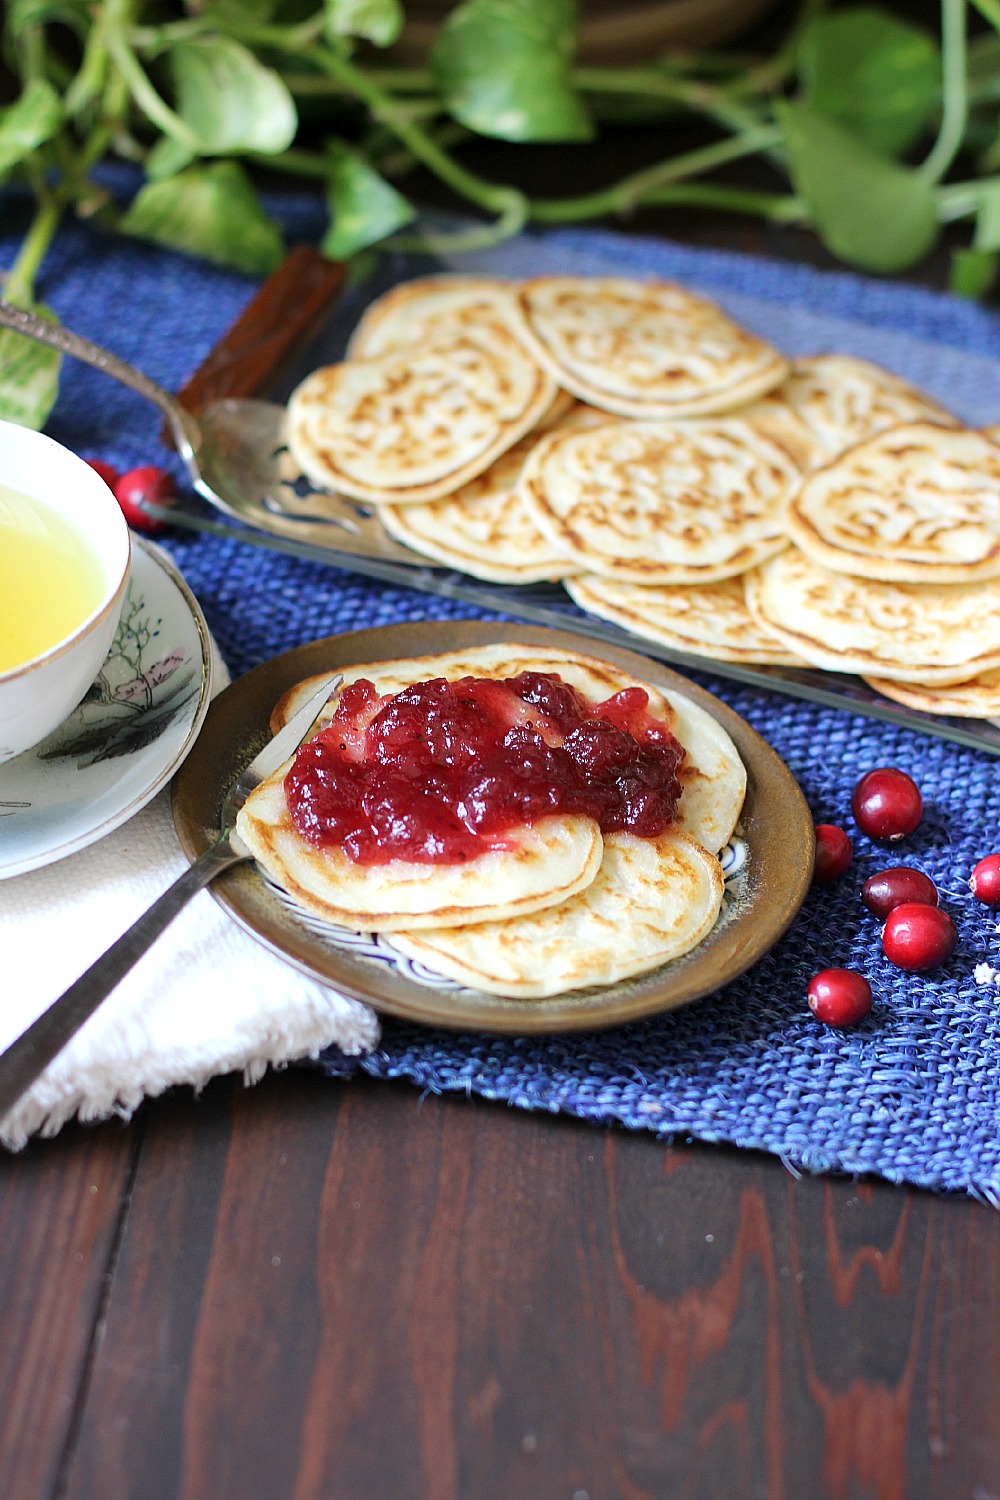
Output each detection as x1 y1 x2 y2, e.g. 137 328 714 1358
0 419 131 764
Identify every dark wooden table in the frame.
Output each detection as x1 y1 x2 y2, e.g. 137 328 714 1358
5 115 1000 1500
5 1067 1000 1500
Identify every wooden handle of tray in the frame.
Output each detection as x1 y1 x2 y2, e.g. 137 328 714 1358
169 244 347 427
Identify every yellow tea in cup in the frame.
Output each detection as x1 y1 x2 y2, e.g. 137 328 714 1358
0 484 108 672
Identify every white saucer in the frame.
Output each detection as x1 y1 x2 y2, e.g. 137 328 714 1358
0 539 213 878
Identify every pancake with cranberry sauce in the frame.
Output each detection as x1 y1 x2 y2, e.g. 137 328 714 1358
237 646 744 941
236 772 605 932
265 644 746 857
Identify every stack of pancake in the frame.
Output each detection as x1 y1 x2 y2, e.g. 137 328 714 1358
235 645 747 998
286 274 1000 718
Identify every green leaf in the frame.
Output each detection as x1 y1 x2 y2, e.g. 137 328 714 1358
951 249 998 299
967 32 1000 96
776 101 939 273
322 143 416 259
973 182 1000 251
166 36 298 155
145 133 196 181
431 0 592 143
345 247 380 288
6 0 89 35
324 0 403 48
0 81 64 182
953 182 1000 296
119 163 285 275
0 297 61 431
196 0 281 20
798 7 939 158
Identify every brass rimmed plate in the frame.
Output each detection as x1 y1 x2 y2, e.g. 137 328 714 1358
171 621 814 1033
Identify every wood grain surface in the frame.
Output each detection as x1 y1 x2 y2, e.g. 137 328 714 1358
3 1069 998 1500
0 1121 137 1500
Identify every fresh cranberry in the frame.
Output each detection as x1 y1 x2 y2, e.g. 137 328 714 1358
970 854 1000 907
851 767 923 842
807 969 873 1027
882 903 957 971
861 867 938 919
812 824 853 884
85 458 120 490
114 465 175 532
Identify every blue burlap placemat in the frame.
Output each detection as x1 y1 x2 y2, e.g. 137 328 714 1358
5 179 1000 1197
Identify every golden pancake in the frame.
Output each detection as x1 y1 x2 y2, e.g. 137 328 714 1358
786 423 1000 584
863 669 1000 718
518 417 798 584
387 829 726 998
565 574 805 666
376 402 609 583
516 276 788 418
377 443 577 583
745 548 1000 683
780 355 958 467
727 390 818 472
286 323 556 504
347 275 528 358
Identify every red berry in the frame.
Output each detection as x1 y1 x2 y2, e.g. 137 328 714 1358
851 767 923 842
861 867 938 919
114 465 175 533
813 824 853 884
85 458 120 490
882 903 957 971
807 969 873 1027
970 854 1000 907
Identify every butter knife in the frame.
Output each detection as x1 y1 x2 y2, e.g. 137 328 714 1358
0 669 343 1123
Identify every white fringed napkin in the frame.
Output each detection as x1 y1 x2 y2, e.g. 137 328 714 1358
0 661 380 1151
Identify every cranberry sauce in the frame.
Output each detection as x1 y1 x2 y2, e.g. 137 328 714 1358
284 671 686 865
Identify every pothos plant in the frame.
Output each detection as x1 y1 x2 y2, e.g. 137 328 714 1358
2 0 1000 427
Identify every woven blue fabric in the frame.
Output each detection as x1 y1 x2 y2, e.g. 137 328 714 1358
5 177 1000 1195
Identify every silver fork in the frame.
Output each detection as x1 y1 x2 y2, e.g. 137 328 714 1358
0 670 343 1123
0 300 421 563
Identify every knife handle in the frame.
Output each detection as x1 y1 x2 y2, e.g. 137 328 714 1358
171 245 347 424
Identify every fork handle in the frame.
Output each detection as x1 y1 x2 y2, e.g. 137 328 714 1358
0 839 246 1123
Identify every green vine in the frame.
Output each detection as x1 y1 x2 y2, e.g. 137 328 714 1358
2 0 1000 424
